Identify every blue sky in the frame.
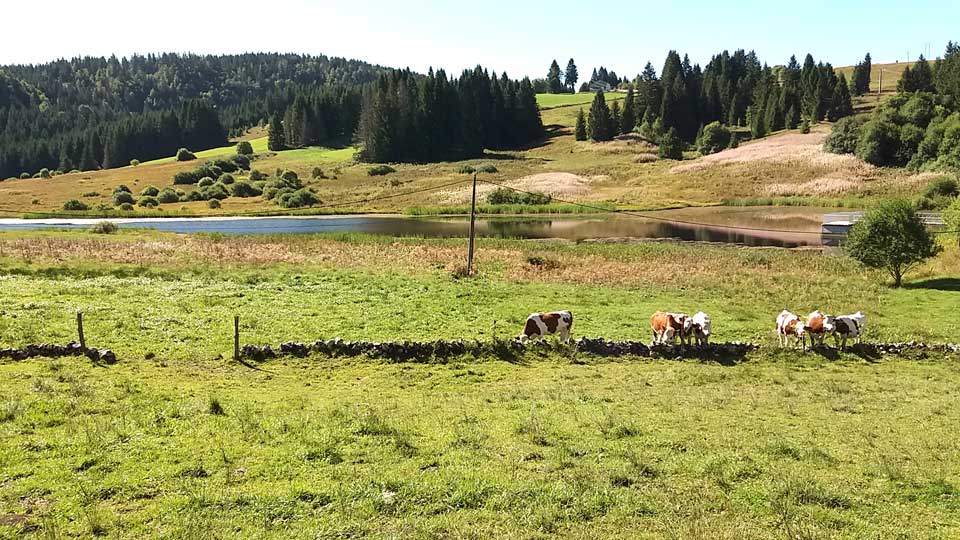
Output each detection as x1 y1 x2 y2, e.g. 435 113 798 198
4 0 958 78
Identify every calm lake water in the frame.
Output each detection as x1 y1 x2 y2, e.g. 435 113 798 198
0 207 830 248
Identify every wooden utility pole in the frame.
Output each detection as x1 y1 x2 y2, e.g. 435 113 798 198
234 315 240 361
467 172 478 276
878 69 883 101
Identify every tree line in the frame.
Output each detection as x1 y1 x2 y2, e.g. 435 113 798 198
0 53 386 178
353 67 543 163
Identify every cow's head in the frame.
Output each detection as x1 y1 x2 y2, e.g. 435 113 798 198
822 315 836 333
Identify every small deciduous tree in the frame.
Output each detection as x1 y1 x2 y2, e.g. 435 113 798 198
696 121 731 155
945 196 960 246
236 141 254 155
844 199 942 287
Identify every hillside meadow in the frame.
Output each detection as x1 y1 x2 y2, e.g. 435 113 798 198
1 230 959 538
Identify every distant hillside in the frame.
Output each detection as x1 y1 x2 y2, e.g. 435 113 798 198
836 61 909 94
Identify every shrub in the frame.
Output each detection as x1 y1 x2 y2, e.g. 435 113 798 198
114 184 132 194
231 154 251 170
368 165 396 176
119 202 134 211
922 176 959 199
486 188 551 205
696 121 731 155
278 188 320 208
236 141 254 155
800 119 811 134
176 148 196 161
90 221 119 234
230 181 262 198
39 168 51 179
130 159 140 167
62 199 88 211
658 128 684 160
211 158 239 173
208 199 221 209
140 185 160 197
856 119 901 166
281 170 299 182
945 197 960 246
249 169 267 181
201 183 230 200
197 177 215 188
476 164 498 173
219 173 235 185
138 196 159 208
20 172 29 179
844 199 942 287
113 191 136 206
157 188 180 204
824 116 867 155
457 165 476 174
311 167 327 179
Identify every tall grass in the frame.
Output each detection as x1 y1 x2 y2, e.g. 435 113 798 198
404 203 615 216
722 196 870 208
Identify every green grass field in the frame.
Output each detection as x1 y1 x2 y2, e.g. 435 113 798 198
535 92 625 109
1 230 959 538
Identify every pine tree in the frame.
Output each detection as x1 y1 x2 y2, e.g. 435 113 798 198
587 90 612 141
547 60 563 94
79 134 99 171
828 73 854 121
620 87 636 134
268 111 285 151
575 108 587 141
636 62 660 122
658 127 683 159
610 101 621 135
564 59 578 93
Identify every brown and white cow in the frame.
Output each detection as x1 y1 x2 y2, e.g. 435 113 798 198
776 309 806 348
519 311 573 343
690 311 711 347
803 310 835 349
651 311 692 346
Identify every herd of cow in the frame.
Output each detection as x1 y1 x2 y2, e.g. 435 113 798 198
519 308 867 351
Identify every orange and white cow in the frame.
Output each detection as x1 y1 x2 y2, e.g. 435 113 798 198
651 311 692 346
776 310 806 348
519 311 573 343
803 310 835 349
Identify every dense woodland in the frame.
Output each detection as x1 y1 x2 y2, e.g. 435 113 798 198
0 53 385 178
825 42 960 186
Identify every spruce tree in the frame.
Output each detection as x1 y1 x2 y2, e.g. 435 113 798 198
620 87 636 134
564 59 578 93
547 60 563 94
828 73 853 121
268 112 285 151
658 127 683 159
587 90 612 141
610 100 621 136
575 108 587 141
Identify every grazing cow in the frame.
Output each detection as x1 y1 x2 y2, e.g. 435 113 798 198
651 311 692 346
691 312 711 347
519 311 573 343
776 310 806 348
803 310 835 349
830 311 866 351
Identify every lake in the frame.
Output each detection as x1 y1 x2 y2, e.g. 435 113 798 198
0 206 830 248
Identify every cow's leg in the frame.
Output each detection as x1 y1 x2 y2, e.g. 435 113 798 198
560 327 570 343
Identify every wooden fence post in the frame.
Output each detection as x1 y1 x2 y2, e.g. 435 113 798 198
76 312 86 348
234 315 240 361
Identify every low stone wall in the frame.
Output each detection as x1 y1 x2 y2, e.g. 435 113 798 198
0 342 116 363
240 338 760 362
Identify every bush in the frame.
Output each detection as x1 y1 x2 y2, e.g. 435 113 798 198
457 165 476 174
236 141 254 155
945 197 960 246
658 128 684 160
476 164 498 173
280 170 299 182
208 199 221 209
197 176 215 188
230 181 262 198
39 168 51 179
20 172 29 179
249 169 267 181
311 167 327 179
119 202 134 211
89 221 119 234
176 148 196 161
823 116 866 155
844 199 942 287
157 188 180 204
219 173 235 185
113 191 136 206
367 165 396 176
277 188 320 208
231 154 251 170
140 185 160 197
800 119 811 134
486 188 552 205
130 159 140 167
856 119 901 166
696 121 731 156
114 184 132 194
138 196 159 208
922 176 959 199
62 199 88 211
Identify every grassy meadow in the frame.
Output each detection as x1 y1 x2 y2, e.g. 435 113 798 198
1 230 959 538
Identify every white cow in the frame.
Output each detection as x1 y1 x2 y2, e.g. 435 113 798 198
691 311 711 347
776 310 806 348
